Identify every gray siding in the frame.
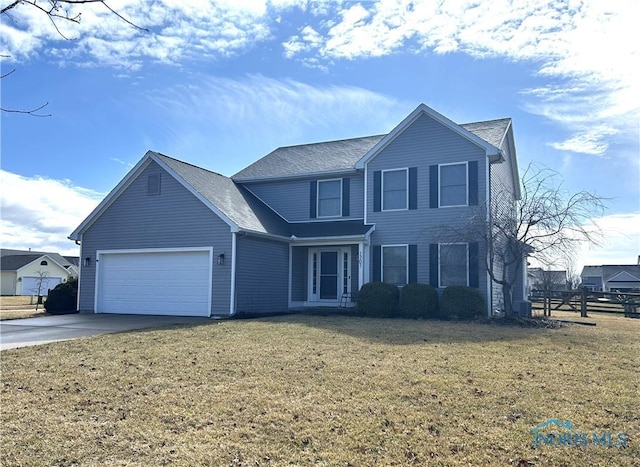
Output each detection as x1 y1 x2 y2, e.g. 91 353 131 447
245 174 364 222
488 135 519 311
291 246 308 301
366 113 490 307
235 235 289 313
78 161 233 316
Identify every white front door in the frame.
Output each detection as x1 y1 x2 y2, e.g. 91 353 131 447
308 248 351 303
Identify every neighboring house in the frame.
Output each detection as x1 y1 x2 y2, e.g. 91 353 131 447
581 261 640 292
0 249 79 296
527 267 568 293
69 103 525 317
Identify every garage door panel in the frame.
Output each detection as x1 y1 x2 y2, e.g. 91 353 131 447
97 250 212 317
21 276 63 296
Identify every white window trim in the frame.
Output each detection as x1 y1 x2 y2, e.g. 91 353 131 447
381 168 409 212
438 162 468 208
381 244 409 286
317 178 343 218
438 242 469 288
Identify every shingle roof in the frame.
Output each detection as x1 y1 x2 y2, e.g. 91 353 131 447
232 117 511 181
233 135 385 181
0 249 77 272
156 153 374 240
460 118 511 148
290 220 374 239
581 265 640 282
154 152 289 236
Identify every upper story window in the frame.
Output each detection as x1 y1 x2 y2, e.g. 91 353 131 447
382 168 408 211
439 243 468 287
317 179 342 217
148 174 161 196
439 162 467 207
382 245 408 286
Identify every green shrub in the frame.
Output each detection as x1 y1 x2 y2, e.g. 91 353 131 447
440 286 486 319
44 277 78 314
399 283 439 319
356 282 399 318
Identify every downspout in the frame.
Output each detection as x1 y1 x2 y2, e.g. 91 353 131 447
74 235 82 312
486 158 492 317
229 232 239 316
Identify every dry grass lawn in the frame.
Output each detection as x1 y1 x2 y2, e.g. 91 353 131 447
0 296 46 320
1 313 638 466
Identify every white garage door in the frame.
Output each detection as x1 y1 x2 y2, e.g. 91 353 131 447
21 276 63 296
96 249 212 317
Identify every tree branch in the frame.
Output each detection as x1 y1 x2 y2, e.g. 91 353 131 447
0 102 51 117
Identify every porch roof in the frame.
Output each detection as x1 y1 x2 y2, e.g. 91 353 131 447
289 220 374 239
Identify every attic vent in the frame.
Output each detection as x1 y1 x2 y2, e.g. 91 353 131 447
148 174 161 195
40 260 48 266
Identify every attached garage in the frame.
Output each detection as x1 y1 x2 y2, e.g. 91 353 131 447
20 276 63 296
95 248 213 317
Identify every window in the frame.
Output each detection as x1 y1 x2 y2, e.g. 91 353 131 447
40 260 48 266
440 163 467 207
148 174 161 195
439 243 468 287
317 179 342 217
382 169 408 210
382 245 408 286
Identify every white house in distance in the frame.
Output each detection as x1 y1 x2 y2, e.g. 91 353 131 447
0 249 79 296
580 257 640 292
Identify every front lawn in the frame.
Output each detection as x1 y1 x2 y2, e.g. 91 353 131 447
1 313 638 465
0 296 46 320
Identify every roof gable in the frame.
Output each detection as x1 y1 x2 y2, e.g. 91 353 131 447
232 104 511 182
355 103 502 169
70 151 289 241
1 249 76 272
16 254 71 275
606 270 640 283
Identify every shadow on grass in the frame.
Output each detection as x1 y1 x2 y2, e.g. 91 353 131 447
248 310 558 345
64 310 561 348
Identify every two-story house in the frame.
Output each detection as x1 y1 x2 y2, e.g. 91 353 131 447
70 104 525 317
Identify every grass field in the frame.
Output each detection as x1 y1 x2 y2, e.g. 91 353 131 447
1 313 638 466
0 296 46 320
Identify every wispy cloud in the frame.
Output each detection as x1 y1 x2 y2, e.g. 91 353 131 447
284 0 639 158
0 170 102 255
3 0 636 160
142 74 405 170
1 0 286 68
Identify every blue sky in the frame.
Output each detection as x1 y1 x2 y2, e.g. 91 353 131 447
1 0 638 273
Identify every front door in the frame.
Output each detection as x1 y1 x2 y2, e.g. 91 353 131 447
308 248 351 302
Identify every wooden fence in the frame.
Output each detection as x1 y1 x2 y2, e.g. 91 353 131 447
529 289 640 318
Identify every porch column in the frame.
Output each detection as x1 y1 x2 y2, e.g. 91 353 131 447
358 242 365 290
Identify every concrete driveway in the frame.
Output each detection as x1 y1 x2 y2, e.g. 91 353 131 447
0 314 212 350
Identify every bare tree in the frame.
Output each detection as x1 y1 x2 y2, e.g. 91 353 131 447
28 270 50 310
1 0 147 116
441 163 605 317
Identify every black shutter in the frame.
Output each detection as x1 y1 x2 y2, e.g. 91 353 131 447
408 244 417 283
373 245 381 282
429 165 438 208
469 242 479 288
310 180 317 218
342 178 350 217
468 161 478 206
409 167 418 210
429 243 439 287
373 171 381 212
